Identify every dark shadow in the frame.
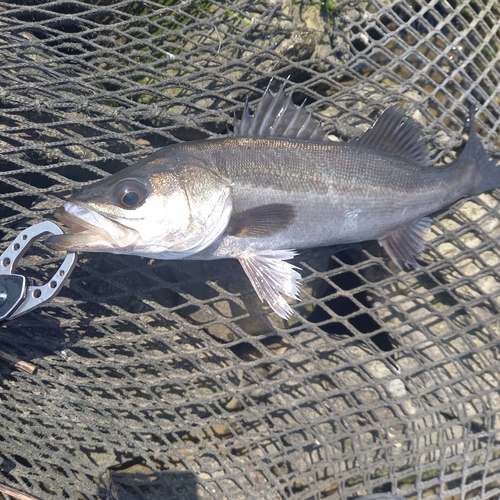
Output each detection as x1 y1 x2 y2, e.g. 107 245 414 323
0 310 80 380
98 466 199 500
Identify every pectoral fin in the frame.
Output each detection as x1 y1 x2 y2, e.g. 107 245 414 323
238 250 301 319
378 217 431 270
227 204 296 238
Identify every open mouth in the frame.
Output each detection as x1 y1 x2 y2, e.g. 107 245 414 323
53 205 107 237
53 207 88 233
45 202 134 252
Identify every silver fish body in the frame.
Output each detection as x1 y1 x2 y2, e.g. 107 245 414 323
46 85 499 318
176 136 477 259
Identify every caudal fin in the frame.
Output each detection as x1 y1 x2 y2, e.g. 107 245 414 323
461 114 500 195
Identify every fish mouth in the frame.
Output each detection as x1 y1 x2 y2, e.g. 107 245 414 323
45 202 138 252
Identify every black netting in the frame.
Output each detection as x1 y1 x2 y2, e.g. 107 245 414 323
1 1 500 499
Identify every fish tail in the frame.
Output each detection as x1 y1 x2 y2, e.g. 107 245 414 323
460 113 499 196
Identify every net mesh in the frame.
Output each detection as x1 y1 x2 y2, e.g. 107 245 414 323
1 0 500 499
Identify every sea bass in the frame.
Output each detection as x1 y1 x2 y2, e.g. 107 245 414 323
45 85 499 318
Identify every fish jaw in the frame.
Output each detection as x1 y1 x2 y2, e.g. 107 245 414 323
45 202 141 252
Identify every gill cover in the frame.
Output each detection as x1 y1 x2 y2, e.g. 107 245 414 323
101 163 234 257
148 164 233 258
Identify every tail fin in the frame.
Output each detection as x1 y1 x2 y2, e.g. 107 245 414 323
460 112 500 196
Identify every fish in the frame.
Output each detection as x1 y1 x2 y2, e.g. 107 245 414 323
45 83 499 319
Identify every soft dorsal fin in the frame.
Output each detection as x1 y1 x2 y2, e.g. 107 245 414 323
350 106 430 167
231 82 330 142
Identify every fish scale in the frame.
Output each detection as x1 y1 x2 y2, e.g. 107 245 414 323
46 85 499 319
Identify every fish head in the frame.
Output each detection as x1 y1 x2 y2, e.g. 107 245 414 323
46 158 233 258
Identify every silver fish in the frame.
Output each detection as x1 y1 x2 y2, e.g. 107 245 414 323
46 85 499 318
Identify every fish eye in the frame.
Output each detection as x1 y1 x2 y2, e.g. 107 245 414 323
115 180 147 209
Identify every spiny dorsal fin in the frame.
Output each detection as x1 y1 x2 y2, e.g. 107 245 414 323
231 82 330 142
350 107 430 167
378 217 432 270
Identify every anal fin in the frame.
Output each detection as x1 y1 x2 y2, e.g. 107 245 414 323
238 250 301 319
378 217 431 270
